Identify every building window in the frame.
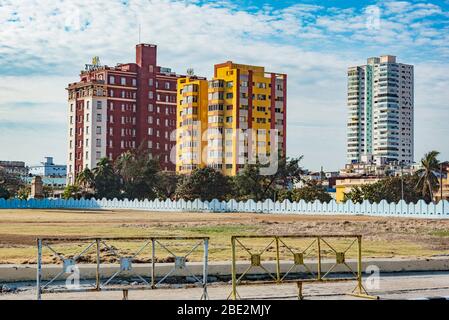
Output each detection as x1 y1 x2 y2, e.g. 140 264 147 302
149 91 153 99
121 77 126 85
148 104 153 112
96 114 102 122
97 101 102 109
96 126 101 134
86 113 90 122
96 139 101 147
132 79 137 86
149 79 153 87
165 82 170 90
109 76 115 84
96 151 101 160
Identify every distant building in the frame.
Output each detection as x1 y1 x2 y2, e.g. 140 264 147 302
0 161 28 176
66 44 181 185
335 176 382 203
176 61 287 176
434 165 449 202
29 157 67 177
347 55 414 165
340 161 418 178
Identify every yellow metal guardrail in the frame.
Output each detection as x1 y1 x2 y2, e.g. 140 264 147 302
229 234 378 300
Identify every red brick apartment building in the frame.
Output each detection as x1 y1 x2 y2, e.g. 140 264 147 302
67 44 181 184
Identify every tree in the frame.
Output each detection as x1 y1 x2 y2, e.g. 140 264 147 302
62 184 82 200
75 168 95 197
115 146 160 200
154 171 181 200
0 168 24 198
233 163 266 201
93 158 121 199
292 181 332 203
416 151 441 203
0 185 10 199
175 167 233 201
233 157 304 201
17 186 31 200
344 175 422 204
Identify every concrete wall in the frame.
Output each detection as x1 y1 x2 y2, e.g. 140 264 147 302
0 198 448 218
2 258 449 282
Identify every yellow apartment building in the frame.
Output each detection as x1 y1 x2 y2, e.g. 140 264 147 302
176 61 287 176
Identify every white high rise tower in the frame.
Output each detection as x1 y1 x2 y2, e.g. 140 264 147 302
347 55 414 165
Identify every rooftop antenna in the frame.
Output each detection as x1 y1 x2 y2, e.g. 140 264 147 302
138 23 141 44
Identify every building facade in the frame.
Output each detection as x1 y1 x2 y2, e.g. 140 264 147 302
0 161 28 176
29 157 66 177
335 176 382 203
67 44 180 184
347 55 414 165
176 62 287 176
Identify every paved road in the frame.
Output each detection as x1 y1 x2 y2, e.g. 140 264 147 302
1 272 449 300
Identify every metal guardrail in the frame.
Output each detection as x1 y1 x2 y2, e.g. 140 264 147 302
36 236 209 300
229 234 378 300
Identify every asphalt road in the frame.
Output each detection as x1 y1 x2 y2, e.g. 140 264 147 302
1 272 449 300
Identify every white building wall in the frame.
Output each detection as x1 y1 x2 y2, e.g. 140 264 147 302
84 97 107 170
67 99 76 185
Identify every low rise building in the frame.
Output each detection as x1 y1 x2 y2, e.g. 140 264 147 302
29 157 66 177
0 161 28 176
434 165 449 202
335 176 382 203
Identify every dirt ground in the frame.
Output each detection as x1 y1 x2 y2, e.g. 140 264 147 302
0 209 449 264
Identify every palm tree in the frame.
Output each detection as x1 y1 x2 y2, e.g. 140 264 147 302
75 168 95 195
416 151 440 203
92 158 115 180
115 151 136 184
92 158 121 199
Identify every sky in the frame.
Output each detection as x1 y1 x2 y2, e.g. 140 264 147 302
0 0 448 171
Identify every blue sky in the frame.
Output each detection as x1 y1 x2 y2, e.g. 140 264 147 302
0 0 448 171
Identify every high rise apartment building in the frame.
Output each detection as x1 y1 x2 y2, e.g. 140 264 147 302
176 61 287 176
347 55 414 165
67 44 180 184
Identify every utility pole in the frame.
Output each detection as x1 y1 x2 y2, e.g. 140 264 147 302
440 163 444 203
400 161 404 202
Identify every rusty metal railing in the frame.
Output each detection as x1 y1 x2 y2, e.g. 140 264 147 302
36 236 209 300
229 234 377 300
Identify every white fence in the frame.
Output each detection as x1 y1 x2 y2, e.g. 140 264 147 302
0 198 448 219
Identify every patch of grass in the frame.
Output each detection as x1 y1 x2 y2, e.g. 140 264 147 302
430 230 449 237
181 225 259 235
